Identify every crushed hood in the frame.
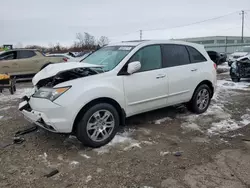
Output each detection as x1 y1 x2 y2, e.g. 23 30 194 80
231 52 249 57
32 62 103 85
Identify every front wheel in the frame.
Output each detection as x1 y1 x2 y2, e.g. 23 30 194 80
76 103 120 148
187 84 212 114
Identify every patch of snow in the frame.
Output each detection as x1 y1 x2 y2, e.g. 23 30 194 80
154 117 172 124
141 140 154 145
79 152 91 159
208 119 241 135
97 168 103 173
240 114 250 125
85 175 92 183
94 130 140 154
216 80 250 90
69 161 80 168
57 155 64 161
123 142 141 151
181 122 202 132
160 151 170 156
0 106 15 111
0 116 3 120
0 88 33 102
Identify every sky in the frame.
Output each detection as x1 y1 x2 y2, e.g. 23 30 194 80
1 0 250 47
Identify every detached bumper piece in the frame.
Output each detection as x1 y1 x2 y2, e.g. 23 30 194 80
19 97 56 132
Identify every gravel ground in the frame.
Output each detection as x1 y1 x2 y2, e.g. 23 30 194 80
1 67 250 188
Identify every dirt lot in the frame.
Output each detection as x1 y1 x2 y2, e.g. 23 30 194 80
1 64 250 188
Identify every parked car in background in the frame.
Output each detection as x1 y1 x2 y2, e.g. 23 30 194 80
19 40 216 147
46 53 76 62
207 51 226 65
0 49 65 77
220 53 227 63
228 46 250 66
230 55 250 82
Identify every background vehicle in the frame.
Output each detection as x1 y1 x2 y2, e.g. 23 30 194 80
0 49 64 77
228 46 250 66
207 51 226 65
46 53 76 62
19 40 216 148
230 55 250 82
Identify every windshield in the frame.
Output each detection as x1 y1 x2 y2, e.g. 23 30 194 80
238 46 250 52
81 46 133 71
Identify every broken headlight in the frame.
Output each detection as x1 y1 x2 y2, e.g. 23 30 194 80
33 86 71 101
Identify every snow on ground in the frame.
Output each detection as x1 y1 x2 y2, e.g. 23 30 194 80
154 117 172 124
180 79 250 136
94 130 141 154
0 106 15 111
0 116 3 120
0 88 33 102
240 114 250 126
216 80 250 91
208 119 241 135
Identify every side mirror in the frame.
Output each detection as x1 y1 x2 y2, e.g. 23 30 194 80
127 61 141 74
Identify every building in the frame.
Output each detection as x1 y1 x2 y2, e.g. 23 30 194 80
176 36 250 54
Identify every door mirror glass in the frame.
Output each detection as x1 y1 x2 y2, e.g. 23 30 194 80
127 61 141 74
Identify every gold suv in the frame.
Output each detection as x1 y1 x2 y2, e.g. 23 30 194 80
0 49 65 76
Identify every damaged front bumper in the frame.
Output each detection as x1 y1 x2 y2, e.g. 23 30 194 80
19 96 73 133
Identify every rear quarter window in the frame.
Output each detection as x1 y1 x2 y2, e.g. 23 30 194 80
187 46 207 63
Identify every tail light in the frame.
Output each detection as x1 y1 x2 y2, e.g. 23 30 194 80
213 63 217 69
63 58 68 62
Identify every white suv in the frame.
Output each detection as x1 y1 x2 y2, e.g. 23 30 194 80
19 40 217 147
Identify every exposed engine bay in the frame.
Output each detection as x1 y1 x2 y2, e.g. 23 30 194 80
230 57 250 81
36 67 103 88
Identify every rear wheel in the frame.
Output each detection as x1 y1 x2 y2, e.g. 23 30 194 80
76 103 120 148
187 84 211 114
232 77 240 82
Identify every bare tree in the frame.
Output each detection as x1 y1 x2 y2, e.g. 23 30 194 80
84 32 95 48
98 36 110 47
76 33 85 48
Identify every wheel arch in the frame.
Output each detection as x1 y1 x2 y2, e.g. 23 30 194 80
193 80 214 98
72 97 126 133
40 62 52 70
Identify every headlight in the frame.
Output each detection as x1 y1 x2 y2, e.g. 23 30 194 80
33 86 71 101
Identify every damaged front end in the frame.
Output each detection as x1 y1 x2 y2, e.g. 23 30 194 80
36 67 103 88
230 56 250 82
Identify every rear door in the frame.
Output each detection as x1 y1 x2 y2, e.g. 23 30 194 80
123 45 169 116
161 44 195 105
15 50 37 74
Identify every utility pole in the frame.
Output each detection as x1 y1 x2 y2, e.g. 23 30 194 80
140 30 142 40
240 10 245 43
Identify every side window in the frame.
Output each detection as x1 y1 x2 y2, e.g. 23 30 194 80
17 50 36 59
0 51 17 61
129 45 162 72
187 46 207 63
161 44 190 68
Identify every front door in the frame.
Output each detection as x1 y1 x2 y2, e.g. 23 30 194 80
0 51 18 74
123 45 168 116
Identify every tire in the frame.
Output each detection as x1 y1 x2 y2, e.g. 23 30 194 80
232 77 240 82
76 103 120 148
40 63 51 70
187 84 212 114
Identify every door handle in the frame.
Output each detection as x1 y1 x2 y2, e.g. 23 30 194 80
191 69 197 72
156 74 166 79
